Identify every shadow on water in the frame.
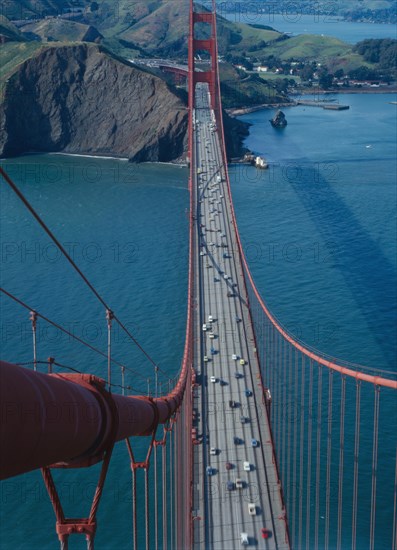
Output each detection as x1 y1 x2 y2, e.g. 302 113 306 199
286 161 396 370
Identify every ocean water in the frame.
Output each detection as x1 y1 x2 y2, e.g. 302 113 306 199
0 93 396 548
223 11 397 43
230 93 397 372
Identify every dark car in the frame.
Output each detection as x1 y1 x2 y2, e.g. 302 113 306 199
233 436 241 445
225 462 232 470
226 481 234 491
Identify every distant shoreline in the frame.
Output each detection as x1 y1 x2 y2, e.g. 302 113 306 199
227 88 397 115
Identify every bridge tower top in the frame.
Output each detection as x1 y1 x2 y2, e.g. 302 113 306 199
188 0 219 113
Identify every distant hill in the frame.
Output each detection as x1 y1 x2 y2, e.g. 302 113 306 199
215 0 397 24
0 15 26 42
264 34 351 62
20 18 102 43
1 1 88 20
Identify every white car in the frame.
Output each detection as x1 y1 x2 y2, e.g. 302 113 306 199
208 315 213 323
243 461 251 472
235 478 243 489
202 324 207 331
248 503 256 516
210 447 217 455
209 332 215 339
232 354 238 360
210 376 217 383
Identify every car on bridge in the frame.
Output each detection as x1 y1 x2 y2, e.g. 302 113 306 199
210 376 217 383
233 436 242 445
240 533 249 546
226 481 234 491
236 478 244 489
251 439 259 447
243 461 251 471
245 389 252 397
206 466 214 476
225 462 232 470
261 528 272 539
210 447 218 455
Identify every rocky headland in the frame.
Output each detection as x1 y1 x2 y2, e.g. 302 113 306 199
0 43 248 162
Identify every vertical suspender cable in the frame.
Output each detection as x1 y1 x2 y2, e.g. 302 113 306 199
292 347 299 543
305 359 314 550
352 381 361 550
325 370 334 550
145 466 150 550
154 368 159 550
106 309 113 390
337 376 346 550
121 366 125 396
169 425 175 548
282 340 288 487
277 332 282 460
30 311 38 371
60 540 68 550
162 438 168 550
286 342 293 507
392 448 397 550
298 355 306 549
314 365 323 548
369 385 380 550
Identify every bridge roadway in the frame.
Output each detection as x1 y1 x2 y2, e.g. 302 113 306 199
192 83 289 549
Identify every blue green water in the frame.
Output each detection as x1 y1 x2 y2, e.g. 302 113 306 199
0 93 396 547
231 93 397 371
223 11 397 43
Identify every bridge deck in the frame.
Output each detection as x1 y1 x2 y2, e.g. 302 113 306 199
192 83 289 549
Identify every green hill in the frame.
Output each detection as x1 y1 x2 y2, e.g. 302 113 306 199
264 34 351 62
21 18 102 43
0 15 26 41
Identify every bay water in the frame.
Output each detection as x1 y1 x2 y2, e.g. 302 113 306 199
0 92 396 548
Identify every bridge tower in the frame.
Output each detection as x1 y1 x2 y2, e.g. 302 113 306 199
188 0 219 114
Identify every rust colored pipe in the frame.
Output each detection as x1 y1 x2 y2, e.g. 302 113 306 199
0 361 186 480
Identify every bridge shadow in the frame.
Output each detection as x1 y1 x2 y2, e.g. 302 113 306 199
280 161 396 369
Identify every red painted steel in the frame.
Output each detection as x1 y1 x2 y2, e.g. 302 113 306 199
0 360 190 479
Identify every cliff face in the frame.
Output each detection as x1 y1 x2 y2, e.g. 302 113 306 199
0 44 188 161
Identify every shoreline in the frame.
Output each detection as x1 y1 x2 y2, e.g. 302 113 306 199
227 88 397 116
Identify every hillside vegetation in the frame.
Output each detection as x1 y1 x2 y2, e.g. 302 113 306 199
21 18 102 43
0 15 26 40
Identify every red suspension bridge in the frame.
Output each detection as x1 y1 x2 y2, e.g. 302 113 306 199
1 1 396 549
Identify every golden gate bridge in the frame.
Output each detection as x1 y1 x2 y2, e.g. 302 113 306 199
1 1 396 549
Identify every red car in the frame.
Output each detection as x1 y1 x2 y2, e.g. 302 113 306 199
225 462 232 470
261 528 272 539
